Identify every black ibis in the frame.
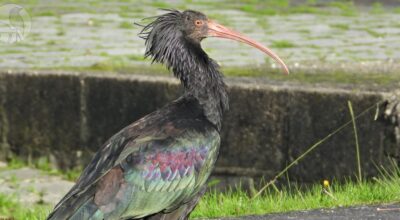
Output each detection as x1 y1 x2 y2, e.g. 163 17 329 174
47 9 288 220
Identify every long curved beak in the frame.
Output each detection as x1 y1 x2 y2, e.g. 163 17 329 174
207 20 289 75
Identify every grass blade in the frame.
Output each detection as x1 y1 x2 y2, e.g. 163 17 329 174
348 100 362 183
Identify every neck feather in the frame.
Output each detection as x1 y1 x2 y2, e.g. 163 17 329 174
140 11 229 130
172 40 229 130
162 38 229 130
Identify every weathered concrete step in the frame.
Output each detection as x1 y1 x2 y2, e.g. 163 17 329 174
0 71 397 187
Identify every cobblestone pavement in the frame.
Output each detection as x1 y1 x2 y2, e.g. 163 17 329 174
0 1 400 71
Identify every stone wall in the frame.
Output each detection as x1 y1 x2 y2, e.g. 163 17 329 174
0 71 396 186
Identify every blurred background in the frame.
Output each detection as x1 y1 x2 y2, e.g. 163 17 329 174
0 0 400 219
1 0 400 78
1 0 400 219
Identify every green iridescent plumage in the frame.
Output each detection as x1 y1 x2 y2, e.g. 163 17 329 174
67 129 219 219
48 9 229 220
47 98 222 219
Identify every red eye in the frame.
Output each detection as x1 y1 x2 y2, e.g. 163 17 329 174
195 20 203 26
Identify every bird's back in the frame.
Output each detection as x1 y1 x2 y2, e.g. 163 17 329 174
47 97 220 220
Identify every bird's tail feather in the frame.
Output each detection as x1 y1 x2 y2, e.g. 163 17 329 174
46 187 98 220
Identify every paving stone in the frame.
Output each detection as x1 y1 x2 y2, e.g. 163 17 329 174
0 161 6 168
1 5 399 69
0 167 74 206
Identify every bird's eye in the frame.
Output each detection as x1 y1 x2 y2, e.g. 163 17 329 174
195 20 203 26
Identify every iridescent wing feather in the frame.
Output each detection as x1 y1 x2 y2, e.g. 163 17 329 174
47 117 219 220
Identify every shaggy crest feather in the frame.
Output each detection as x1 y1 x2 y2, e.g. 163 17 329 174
138 9 229 130
47 9 235 220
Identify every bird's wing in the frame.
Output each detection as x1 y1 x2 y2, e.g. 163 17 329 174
47 118 219 220
46 129 135 220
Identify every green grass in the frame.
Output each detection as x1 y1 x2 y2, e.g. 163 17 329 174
12 0 350 17
151 1 169 8
330 23 350 31
329 1 358 17
370 2 384 14
34 11 57 17
89 55 149 72
363 28 386 38
119 21 133 29
236 0 322 16
192 172 400 218
0 194 49 220
394 7 400 14
1 73 400 219
287 5 321 14
222 66 400 86
3 157 81 182
233 0 360 16
270 40 296 48
56 28 66 36
1 166 400 219
33 62 400 87
9 0 388 18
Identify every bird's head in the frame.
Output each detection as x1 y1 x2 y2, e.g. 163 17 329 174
139 9 289 74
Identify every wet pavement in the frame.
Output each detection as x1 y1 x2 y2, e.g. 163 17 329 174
219 204 400 220
1 1 400 70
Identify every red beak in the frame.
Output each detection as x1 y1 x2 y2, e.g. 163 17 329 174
207 20 289 75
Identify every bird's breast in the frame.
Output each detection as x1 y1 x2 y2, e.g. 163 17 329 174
118 130 220 218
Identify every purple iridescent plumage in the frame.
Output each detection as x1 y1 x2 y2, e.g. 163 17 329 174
139 146 209 181
46 10 228 220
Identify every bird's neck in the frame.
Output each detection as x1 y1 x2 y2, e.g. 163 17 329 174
171 40 229 131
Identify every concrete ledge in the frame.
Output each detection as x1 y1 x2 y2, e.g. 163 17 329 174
0 71 396 185
83 75 181 151
2 73 82 168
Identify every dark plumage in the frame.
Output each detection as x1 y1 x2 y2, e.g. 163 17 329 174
47 9 288 220
139 10 229 130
